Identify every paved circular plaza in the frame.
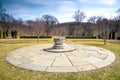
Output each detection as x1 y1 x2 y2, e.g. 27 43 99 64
6 44 116 72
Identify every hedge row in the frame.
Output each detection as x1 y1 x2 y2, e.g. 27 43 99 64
20 36 52 39
66 36 96 39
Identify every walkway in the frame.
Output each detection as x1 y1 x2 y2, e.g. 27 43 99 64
6 44 115 72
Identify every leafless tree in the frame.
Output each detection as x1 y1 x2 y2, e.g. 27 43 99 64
68 23 75 35
73 10 86 22
113 17 120 40
41 15 59 36
116 8 120 15
41 15 58 25
0 3 6 21
97 18 110 45
88 16 98 23
109 8 120 40
35 18 44 42
88 16 99 38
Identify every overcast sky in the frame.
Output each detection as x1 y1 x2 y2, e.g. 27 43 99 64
2 0 120 23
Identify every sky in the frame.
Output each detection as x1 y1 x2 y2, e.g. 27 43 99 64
2 0 120 23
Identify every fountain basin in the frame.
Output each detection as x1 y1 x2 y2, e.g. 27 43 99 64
44 37 76 53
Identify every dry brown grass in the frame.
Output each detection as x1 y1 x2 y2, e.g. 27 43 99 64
0 39 120 80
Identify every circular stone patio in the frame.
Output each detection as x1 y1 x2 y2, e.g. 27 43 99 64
6 44 116 72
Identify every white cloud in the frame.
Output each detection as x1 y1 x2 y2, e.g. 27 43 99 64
99 0 116 5
7 0 119 23
58 1 76 13
52 1 77 23
78 0 117 5
55 13 74 23
56 6 117 23
50 0 118 23
81 7 117 21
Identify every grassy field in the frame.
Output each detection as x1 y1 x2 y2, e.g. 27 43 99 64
0 39 120 80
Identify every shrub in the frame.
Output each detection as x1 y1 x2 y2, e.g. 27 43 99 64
11 30 18 38
14 30 17 38
20 36 52 39
11 31 14 38
6 30 9 38
0 30 1 39
117 37 120 40
66 36 96 39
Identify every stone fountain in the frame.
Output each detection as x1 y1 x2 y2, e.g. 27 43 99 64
44 37 76 53
53 37 66 49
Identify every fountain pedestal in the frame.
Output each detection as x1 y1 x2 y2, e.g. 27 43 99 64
53 38 67 49
44 37 76 53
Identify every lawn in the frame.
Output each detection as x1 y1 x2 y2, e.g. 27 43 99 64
0 39 120 80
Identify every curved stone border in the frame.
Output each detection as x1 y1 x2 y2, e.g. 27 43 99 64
44 46 76 53
6 44 116 72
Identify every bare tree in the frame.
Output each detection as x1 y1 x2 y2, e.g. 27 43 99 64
0 3 13 29
41 15 59 36
0 3 6 21
97 18 110 45
116 8 120 15
41 15 58 25
35 18 44 42
113 17 120 40
88 16 98 23
2 14 14 38
73 10 86 22
68 23 75 35
110 8 120 40
88 16 99 38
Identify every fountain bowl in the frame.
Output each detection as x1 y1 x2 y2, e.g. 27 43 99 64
44 37 76 53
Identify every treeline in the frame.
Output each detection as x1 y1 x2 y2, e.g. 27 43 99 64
0 15 120 40
0 3 120 40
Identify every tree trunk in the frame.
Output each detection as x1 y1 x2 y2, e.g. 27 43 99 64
8 30 12 39
103 37 106 45
115 32 118 40
107 32 109 39
37 35 39 42
112 32 115 39
46 32 48 36
96 35 99 39
109 33 112 39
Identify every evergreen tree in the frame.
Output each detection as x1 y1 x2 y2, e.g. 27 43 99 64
11 31 14 38
6 30 9 38
0 30 1 38
3 30 6 38
14 30 17 38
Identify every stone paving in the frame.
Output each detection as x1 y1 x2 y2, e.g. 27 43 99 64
6 44 116 72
